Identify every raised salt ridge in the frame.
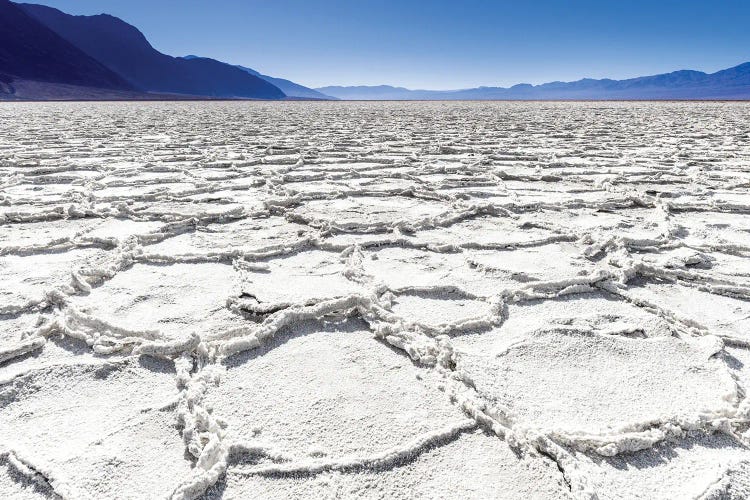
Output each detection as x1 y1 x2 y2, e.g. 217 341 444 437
1 101 750 499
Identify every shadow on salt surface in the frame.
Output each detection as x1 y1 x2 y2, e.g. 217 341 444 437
725 346 750 401
360 247 498 296
127 201 248 221
80 218 165 242
455 329 734 434
638 247 750 285
237 250 360 305
279 178 399 195
548 207 665 240
671 211 750 249
180 187 268 209
291 196 449 229
626 282 750 340
0 219 163 254
0 357 189 499
143 216 308 255
208 319 468 462
92 182 198 200
2 182 85 206
451 290 674 354
412 216 559 247
322 213 561 251
701 251 750 282
0 313 38 346
201 430 571 500
465 242 591 283
67 262 245 340
476 183 609 205
0 330 106 382
571 432 750 500
0 219 99 249
0 456 55 500
385 288 495 333
339 176 417 191
0 248 103 311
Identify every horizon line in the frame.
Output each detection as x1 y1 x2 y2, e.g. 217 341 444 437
309 60 750 92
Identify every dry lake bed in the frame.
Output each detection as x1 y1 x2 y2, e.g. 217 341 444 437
1 101 750 499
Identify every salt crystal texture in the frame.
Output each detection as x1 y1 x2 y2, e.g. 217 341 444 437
1 101 750 499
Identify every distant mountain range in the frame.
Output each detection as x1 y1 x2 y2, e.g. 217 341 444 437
317 64 750 100
0 0 748 101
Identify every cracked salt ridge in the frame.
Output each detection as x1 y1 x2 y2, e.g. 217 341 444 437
209 321 471 463
0 356 190 499
0 248 104 315
192 319 568 499
66 262 244 343
234 249 360 307
141 216 310 257
202 431 570 499
2 102 750 499
622 283 750 345
671 211 750 254
0 452 56 500
450 291 677 355
457 329 737 454
566 433 750 500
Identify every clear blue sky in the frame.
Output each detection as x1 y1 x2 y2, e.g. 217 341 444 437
24 0 750 90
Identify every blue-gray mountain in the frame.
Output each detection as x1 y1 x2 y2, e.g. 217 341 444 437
317 64 750 100
0 0 134 96
13 2 285 99
2 0 748 101
234 66 334 100
182 56 333 100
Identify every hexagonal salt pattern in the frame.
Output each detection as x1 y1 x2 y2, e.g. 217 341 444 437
2 101 750 499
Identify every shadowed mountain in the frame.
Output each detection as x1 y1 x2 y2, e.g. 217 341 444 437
234 65 334 100
317 64 750 100
182 56 332 99
7 0 748 101
19 2 285 99
0 0 134 93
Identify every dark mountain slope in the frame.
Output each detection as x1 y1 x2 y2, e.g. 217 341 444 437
0 0 133 90
19 3 285 99
182 56 332 99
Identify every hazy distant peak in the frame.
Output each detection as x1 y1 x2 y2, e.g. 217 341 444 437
316 62 750 100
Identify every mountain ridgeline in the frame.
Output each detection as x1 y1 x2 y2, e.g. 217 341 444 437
0 0 748 101
16 3 284 99
0 0 134 94
182 56 333 100
317 64 750 100
234 65 334 100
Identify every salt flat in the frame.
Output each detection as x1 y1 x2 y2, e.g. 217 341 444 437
1 101 750 499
